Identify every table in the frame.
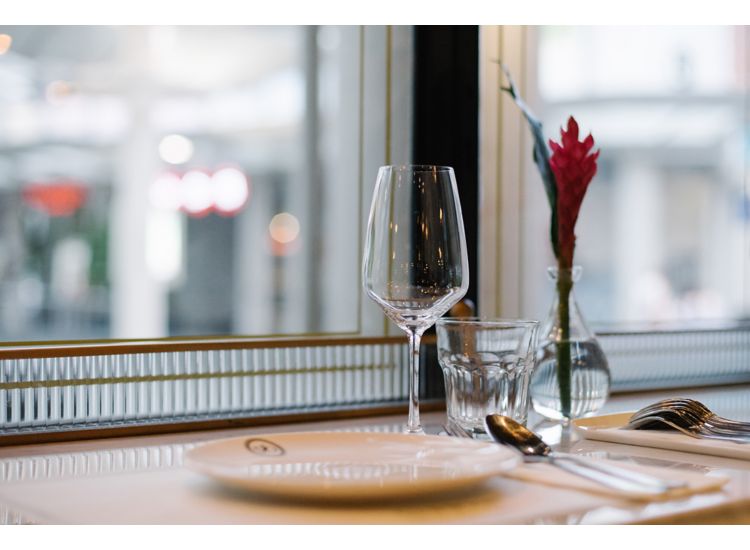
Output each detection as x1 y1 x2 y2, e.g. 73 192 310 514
1 385 749 524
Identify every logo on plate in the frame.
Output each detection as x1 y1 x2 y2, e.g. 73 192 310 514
245 438 285 456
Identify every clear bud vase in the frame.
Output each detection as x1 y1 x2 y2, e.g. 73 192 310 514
530 266 611 422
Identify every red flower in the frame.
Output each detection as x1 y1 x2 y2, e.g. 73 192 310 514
548 117 599 267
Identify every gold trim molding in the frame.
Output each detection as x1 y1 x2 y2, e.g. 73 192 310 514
0 335 409 360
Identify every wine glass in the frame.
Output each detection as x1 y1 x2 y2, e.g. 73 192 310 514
362 165 469 434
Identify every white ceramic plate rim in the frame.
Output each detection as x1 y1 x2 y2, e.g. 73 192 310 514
185 431 521 501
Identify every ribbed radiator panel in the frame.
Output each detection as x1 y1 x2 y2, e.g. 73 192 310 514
599 326 750 391
2 326 749 439
0 341 409 437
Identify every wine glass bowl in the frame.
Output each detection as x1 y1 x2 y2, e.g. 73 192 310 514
363 165 469 433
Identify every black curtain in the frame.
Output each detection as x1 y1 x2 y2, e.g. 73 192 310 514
412 26 479 307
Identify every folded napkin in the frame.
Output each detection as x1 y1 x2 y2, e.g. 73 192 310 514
503 457 729 501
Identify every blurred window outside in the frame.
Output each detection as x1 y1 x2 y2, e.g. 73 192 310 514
518 26 749 329
0 26 409 343
6 26 746 346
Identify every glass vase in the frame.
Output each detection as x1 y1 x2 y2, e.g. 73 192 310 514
530 266 611 422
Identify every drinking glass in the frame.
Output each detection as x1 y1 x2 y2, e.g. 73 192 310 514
362 165 469 433
436 318 539 438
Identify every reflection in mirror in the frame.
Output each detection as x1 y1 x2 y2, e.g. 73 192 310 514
0 26 361 341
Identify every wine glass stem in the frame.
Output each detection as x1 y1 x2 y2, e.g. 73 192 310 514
406 329 424 434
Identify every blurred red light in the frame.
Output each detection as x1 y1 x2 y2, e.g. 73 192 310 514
22 181 88 217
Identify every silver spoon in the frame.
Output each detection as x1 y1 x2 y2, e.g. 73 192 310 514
484 414 686 494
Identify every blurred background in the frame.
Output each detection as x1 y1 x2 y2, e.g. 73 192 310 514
0 25 747 342
534 26 749 327
0 26 362 341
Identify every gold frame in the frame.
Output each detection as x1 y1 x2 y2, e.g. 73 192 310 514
0 334 418 360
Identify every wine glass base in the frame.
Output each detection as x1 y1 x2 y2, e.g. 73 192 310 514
402 425 426 435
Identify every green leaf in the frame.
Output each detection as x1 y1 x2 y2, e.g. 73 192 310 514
498 63 559 259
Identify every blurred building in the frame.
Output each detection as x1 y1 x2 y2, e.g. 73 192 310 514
531 26 749 327
0 26 362 340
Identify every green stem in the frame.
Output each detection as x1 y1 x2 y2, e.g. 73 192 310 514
556 264 573 419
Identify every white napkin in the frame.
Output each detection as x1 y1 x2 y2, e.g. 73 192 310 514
503 456 729 501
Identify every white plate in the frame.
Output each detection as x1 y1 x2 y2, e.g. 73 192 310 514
185 431 520 501
573 412 750 461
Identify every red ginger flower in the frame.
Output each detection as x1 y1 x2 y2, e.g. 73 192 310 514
548 116 599 268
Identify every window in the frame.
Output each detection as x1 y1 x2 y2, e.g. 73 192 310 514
536 26 749 327
480 26 749 329
479 26 750 391
0 26 414 342
0 27 484 441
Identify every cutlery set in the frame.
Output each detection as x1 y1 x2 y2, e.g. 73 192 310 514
480 398 746 496
483 414 685 495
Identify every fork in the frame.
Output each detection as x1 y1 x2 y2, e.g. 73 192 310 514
631 398 750 426
626 398 750 443
630 398 750 435
626 415 750 444
631 407 750 438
